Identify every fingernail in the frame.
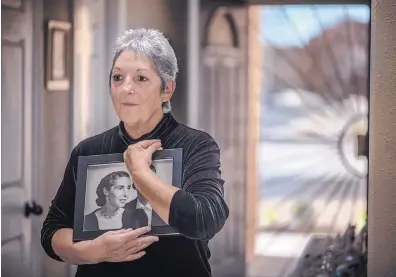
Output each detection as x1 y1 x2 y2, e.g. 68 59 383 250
154 237 159 241
146 226 151 231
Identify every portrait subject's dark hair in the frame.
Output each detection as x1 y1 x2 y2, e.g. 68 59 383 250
132 164 156 190
96 171 130 206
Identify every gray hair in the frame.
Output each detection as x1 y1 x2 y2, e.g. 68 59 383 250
109 28 179 113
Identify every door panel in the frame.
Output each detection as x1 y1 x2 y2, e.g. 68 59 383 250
1 187 25 242
2 239 25 277
1 1 33 276
2 43 23 185
2 0 22 9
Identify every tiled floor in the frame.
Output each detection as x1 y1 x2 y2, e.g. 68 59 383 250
247 231 329 277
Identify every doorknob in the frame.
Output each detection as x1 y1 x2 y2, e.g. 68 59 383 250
24 201 43 217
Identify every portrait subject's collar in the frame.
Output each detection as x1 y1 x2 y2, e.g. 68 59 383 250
118 113 176 146
136 199 152 210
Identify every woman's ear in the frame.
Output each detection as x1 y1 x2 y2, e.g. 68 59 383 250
103 187 109 196
162 80 176 103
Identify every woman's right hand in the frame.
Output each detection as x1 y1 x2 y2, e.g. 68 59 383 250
88 226 159 263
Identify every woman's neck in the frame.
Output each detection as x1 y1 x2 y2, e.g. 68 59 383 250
125 110 164 139
101 203 119 217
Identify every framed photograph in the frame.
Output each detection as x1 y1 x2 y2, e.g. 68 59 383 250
73 149 183 242
45 20 71 91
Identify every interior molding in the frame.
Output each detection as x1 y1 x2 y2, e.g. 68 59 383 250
203 6 240 48
1 234 23 247
1 0 25 11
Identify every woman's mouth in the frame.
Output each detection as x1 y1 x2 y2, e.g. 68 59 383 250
122 102 138 107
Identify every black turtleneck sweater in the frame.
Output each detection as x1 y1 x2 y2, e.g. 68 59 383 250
41 113 229 277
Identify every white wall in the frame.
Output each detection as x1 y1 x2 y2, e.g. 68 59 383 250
73 0 116 146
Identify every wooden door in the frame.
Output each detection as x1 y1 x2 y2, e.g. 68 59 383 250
1 1 39 276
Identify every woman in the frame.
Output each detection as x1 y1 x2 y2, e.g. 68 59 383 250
84 171 140 231
41 28 229 277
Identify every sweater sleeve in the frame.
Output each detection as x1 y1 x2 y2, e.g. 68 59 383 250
41 146 80 262
168 134 229 240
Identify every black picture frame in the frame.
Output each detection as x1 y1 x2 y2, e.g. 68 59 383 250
73 148 183 242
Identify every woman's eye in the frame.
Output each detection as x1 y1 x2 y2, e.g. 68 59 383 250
112 74 122 81
138 76 148 82
127 185 131 190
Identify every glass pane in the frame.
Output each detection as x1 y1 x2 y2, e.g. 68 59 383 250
251 5 370 277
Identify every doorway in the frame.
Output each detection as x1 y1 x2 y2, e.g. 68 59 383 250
2 1 74 277
2 0 44 276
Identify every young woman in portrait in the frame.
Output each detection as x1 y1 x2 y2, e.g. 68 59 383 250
83 171 143 231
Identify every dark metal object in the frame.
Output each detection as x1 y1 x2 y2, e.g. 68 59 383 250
290 224 367 277
357 135 367 157
24 201 43 217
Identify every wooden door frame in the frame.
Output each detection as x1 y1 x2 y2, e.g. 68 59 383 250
246 5 261 265
30 0 46 276
366 1 396 276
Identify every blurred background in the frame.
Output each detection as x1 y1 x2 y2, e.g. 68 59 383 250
2 0 369 277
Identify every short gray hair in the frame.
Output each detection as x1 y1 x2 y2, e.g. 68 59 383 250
109 28 178 113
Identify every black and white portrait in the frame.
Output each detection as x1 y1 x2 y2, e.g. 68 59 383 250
73 150 182 241
83 159 173 232
83 163 134 231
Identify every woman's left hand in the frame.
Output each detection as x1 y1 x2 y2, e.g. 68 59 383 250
124 139 162 176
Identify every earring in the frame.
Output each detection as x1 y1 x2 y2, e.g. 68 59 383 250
105 196 109 201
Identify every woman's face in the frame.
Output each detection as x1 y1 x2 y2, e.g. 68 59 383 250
110 51 172 127
105 177 131 208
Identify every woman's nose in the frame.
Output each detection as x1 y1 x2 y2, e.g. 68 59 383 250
122 77 133 93
122 82 132 93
